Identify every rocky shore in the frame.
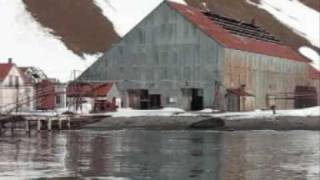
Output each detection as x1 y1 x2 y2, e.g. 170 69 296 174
83 115 320 131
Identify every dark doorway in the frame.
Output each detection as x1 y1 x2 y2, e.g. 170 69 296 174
128 89 150 109
128 90 141 109
191 89 203 110
226 93 240 112
140 90 149 109
150 94 161 109
294 86 317 108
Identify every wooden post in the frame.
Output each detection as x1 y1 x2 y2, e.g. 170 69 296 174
11 121 15 135
58 118 62 130
37 119 42 131
47 118 52 131
67 117 71 129
25 120 30 133
0 122 3 135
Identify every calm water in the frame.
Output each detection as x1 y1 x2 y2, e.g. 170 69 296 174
0 129 319 180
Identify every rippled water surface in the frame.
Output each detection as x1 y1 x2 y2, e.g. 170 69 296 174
0 130 319 180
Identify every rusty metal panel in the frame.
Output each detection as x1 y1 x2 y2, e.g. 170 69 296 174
223 48 310 110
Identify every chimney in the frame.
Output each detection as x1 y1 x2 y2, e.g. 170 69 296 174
8 58 13 64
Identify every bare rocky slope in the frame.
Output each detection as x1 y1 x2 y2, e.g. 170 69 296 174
23 0 319 57
23 0 119 56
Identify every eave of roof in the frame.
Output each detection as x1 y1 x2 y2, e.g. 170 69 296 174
168 1 310 63
67 83 113 97
0 63 14 81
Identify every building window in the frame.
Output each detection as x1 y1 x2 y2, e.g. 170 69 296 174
56 95 61 105
9 76 13 86
15 76 19 87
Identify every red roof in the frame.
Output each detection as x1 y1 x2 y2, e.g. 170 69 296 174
0 63 14 81
168 2 309 63
67 83 113 97
309 66 320 80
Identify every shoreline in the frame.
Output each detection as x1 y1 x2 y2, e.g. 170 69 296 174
83 115 320 131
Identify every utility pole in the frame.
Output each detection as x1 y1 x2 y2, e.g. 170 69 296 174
15 76 20 112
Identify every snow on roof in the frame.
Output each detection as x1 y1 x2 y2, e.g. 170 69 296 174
299 46 320 70
168 1 309 63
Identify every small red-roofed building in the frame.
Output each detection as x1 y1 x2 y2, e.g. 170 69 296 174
66 82 121 113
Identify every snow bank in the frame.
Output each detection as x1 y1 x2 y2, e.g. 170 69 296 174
210 106 320 119
94 0 186 36
247 0 320 48
277 106 320 117
0 0 100 82
199 108 221 113
299 46 320 70
102 106 320 118
111 107 185 117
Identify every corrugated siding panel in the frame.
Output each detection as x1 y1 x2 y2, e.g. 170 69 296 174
223 48 309 110
79 2 224 109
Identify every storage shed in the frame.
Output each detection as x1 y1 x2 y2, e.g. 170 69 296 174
79 1 316 111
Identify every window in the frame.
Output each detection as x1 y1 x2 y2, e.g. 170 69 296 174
9 75 13 86
15 76 19 87
56 95 61 105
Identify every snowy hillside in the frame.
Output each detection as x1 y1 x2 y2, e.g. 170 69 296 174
0 0 185 82
0 0 319 83
247 0 320 70
0 0 100 82
94 0 186 36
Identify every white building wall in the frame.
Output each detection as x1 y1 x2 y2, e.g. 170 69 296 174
0 66 34 113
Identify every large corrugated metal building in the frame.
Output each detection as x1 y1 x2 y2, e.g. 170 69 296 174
79 1 317 111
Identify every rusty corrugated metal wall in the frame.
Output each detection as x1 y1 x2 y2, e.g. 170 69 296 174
223 49 310 110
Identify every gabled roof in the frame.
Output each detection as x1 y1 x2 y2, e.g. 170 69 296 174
67 83 113 97
0 63 14 81
168 2 309 63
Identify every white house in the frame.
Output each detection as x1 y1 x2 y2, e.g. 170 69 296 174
0 59 34 113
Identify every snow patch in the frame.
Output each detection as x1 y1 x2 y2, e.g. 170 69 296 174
94 0 186 36
299 46 320 70
199 108 220 113
111 107 185 117
247 0 320 48
0 0 101 82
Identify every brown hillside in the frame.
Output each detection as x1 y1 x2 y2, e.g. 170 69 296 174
185 0 319 52
23 0 120 57
300 0 320 11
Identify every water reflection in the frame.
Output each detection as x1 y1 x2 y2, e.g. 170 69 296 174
0 130 319 179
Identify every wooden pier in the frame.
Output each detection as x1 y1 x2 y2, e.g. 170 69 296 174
0 113 109 136
0 115 81 135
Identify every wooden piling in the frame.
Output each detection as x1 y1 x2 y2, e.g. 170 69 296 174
37 119 42 131
25 120 30 133
11 121 15 135
48 118 52 131
67 117 71 129
58 119 62 130
0 122 3 135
